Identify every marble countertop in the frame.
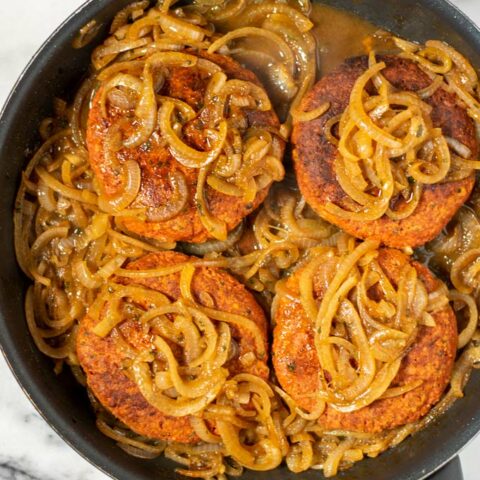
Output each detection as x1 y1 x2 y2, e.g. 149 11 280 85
1 1 480 479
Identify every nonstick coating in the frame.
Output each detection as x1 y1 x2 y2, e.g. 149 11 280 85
0 1 479 479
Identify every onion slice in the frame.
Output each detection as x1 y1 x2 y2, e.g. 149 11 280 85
159 101 227 169
147 171 189 222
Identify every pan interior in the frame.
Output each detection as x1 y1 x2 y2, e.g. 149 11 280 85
0 1 479 479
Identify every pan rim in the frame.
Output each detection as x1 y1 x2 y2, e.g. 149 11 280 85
1 1 480 479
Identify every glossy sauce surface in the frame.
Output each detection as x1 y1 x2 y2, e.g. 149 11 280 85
311 3 378 76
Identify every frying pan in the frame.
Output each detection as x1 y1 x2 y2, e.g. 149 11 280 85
0 1 478 479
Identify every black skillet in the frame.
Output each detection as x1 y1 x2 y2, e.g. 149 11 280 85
0 0 478 479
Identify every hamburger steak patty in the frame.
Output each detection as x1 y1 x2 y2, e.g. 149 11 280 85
77 251 268 443
87 50 283 244
273 248 457 433
292 55 478 248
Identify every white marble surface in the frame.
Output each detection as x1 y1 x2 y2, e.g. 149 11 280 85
1 1 480 479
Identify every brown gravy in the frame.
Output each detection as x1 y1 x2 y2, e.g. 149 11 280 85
211 3 378 116
311 3 378 76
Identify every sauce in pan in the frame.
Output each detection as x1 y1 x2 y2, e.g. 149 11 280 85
310 3 378 75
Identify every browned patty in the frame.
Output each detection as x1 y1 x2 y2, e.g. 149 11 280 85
76 251 269 443
87 50 283 243
292 55 477 248
273 248 457 433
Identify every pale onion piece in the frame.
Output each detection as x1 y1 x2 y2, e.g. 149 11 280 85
417 75 444 99
420 312 437 327
197 58 223 74
110 0 150 34
195 167 228 241
324 114 341 146
37 181 57 212
156 95 196 121
98 160 141 213
153 336 227 398
116 263 196 278
322 439 354 478
97 255 127 280
292 102 330 122
325 199 390 221
408 136 451 184
92 297 123 337
125 15 163 40
111 286 171 312
427 40 478 89
392 35 420 53
190 417 222 444
419 46 453 74
299 254 324 322
181 221 244 256
198 304 265 357
61 160 73 186
123 64 157 148
335 156 381 207
173 315 202 365
205 71 228 104
265 155 285 182
159 0 179 13
145 51 198 69
286 435 314 473
451 249 480 294
107 229 160 253
100 73 143 117
445 136 472 159
222 79 272 111
92 38 150 70
349 62 403 149
159 101 227 168
132 359 223 416
71 78 94 148
236 3 313 33
315 239 379 336
86 213 110 241
379 380 423 399
97 60 145 82
268 63 298 102
207 175 244 197
329 358 402 412
208 27 295 76
158 14 210 42
30 227 69 257
452 155 480 170
130 40 186 58
206 0 247 21
386 182 423 221
146 171 188 222
368 50 394 93
216 421 282 471
328 299 376 398
261 12 312 65
25 287 73 359
447 75 480 119
72 20 101 49
73 260 102 289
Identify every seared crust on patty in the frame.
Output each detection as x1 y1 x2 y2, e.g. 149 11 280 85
87 50 282 243
292 55 477 248
76 251 269 443
273 248 457 433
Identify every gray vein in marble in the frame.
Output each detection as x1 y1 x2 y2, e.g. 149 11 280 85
0 458 55 480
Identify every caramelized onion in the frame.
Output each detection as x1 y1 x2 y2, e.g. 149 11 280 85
159 101 227 168
146 171 188 222
98 160 141 213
